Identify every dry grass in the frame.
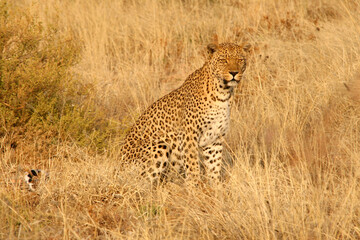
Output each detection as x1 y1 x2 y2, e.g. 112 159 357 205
2 0 360 239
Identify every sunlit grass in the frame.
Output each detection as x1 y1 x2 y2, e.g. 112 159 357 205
1 0 360 239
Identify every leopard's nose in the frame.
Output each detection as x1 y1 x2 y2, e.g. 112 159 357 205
229 72 238 77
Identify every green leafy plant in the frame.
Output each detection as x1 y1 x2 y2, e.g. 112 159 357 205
0 1 117 152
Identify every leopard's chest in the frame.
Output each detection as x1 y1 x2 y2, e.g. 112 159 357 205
198 101 231 147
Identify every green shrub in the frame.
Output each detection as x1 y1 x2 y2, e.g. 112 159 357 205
0 1 117 152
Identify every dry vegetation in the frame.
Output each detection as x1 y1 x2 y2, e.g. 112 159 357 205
1 0 360 239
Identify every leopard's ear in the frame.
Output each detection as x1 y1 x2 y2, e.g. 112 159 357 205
242 43 251 53
207 43 219 55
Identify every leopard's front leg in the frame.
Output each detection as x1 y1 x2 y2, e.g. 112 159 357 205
201 138 223 182
182 131 201 184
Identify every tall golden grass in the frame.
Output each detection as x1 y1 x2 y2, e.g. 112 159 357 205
2 0 360 238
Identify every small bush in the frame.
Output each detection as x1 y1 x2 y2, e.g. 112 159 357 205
0 1 117 152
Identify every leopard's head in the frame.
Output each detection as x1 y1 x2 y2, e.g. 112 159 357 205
207 42 250 88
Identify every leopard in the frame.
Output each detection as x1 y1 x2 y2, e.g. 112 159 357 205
120 42 250 186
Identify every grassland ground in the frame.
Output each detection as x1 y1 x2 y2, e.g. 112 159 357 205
1 0 360 239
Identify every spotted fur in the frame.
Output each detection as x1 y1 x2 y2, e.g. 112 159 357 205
24 169 48 191
120 42 250 185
